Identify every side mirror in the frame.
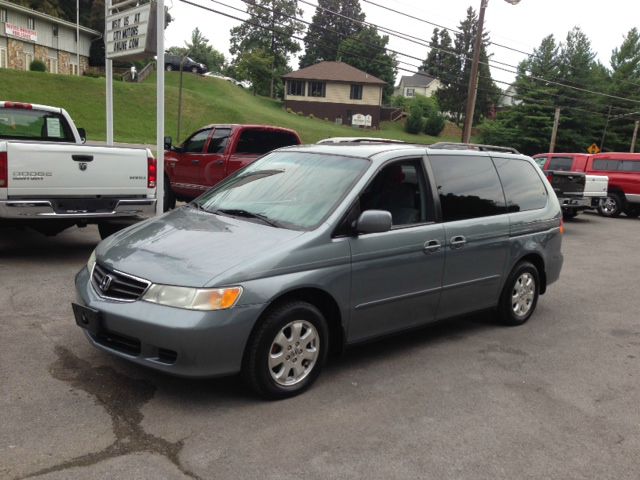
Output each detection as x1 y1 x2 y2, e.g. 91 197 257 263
77 127 87 144
164 136 172 150
355 210 392 234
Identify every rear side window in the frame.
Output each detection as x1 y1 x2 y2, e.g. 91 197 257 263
236 130 299 155
0 108 74 142
620 160 640 172
429 154 506 222
548 157 574 171
592 159 620 171
493 157 548 212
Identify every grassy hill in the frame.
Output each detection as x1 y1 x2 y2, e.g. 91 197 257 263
0 69 458 144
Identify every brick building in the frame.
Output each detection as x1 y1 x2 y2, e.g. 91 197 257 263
0 0 100 75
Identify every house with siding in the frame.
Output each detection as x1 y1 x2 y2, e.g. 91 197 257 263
0 0 100 74
394 71 442 98
282 61 386 128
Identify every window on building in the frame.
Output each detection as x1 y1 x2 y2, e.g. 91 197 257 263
27 17 35 30
287 80 305 96
47 57 58 74
406 88 415 97
70 64 78 76
0 47 7 69
350 84 363 100
53 25 58 37
0 8 7 22
429 155 507 221
309 81 326 98
24 53 33 71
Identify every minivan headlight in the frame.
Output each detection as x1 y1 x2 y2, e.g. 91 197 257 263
87 249 96 272
142 285 243 311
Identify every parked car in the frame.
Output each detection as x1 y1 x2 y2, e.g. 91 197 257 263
202 72 251 88
0 101 156 239
163 124 301 210
73 143 563 399
533 153 609 219
164 55 207 74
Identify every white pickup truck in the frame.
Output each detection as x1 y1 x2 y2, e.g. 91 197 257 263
0 101 156 239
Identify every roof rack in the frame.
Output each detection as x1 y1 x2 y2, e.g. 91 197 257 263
429 142 520 154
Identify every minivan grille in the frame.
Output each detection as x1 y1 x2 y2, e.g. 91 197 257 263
91 263 150 301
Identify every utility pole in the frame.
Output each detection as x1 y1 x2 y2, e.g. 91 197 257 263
549 107 560 153
461 0 487 143
600 105 612 151
631 120 639 153
76 0 80 75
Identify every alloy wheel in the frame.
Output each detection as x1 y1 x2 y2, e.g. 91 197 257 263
511 272 535 317
268 320 319 387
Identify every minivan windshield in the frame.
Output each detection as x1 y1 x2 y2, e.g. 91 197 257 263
195 151 369 230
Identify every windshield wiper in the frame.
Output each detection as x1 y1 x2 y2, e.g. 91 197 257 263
214 209 282 228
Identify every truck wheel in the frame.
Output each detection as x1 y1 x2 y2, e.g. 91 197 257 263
498 261 539 326
163 176 176 212
242 301 328 399
598 193 623 217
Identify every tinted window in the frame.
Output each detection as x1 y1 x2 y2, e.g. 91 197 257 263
621 160 640 172
592 159 620 171
360 160 429 226
494 157 548 212
236 129 299 155
548 156 574 171
182 129 211 153
208 128 231 153
429 155 506 221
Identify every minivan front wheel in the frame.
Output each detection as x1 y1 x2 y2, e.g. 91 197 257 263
499 262 539 326
243 301 328 399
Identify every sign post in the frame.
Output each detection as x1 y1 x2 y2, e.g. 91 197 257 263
105 0 163 216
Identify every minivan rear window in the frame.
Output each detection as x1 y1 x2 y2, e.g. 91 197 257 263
429 154 507 222
494 157 548 212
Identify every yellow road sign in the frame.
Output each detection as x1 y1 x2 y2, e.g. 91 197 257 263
587 143 601 154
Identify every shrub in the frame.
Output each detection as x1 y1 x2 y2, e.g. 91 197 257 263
30 59 46 72
424 113 445 136
405 105 424 134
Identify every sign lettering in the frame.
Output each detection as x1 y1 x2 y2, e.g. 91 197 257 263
105 3 156 60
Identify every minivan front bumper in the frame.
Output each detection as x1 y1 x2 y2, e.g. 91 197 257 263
74 267 264 378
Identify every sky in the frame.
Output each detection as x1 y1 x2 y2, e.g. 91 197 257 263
164 0 640 88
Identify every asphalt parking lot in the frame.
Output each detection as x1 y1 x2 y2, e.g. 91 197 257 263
1 213 639 480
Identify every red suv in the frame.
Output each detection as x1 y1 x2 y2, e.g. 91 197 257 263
534 152 640 217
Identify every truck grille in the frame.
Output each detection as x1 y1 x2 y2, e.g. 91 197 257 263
91 263 150 301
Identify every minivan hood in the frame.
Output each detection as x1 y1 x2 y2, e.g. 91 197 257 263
97 207 304 287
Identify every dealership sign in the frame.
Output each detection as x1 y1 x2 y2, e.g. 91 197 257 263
105 2 157 60
5 23 37 42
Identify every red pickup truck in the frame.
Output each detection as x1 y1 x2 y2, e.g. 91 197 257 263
533 152 640 217
163 124 301 210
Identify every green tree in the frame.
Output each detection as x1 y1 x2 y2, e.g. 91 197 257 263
181 28 226 73
299 0 365 68
235 48 275 96
337 26 397 102
230 0 304 98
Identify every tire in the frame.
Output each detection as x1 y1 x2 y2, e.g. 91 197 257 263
242 301 328 399
165 64 173 72
98 221 124 240
598 193 623 217
498 261 540 326
163 176 176 212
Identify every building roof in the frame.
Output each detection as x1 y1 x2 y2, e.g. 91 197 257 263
0 0 101 36
398 71 437 88
282 61 386 85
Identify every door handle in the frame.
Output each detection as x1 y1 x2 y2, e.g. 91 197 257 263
72 154 93 162
191 159 200 165
215 160 224 165
423 240 441 254
450 235 466 249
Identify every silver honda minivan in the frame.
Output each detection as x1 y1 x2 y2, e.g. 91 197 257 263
73 144 563 399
